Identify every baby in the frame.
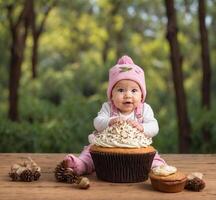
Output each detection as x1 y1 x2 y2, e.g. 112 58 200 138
63 55 166 175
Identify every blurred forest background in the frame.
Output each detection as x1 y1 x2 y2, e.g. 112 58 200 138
0 0 216 153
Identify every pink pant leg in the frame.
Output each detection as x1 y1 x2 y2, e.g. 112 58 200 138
79 145 95 174
64 145 94 175
151 152 166 168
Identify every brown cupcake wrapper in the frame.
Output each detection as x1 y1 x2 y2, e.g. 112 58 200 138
90 151 156 183
150 178 186 193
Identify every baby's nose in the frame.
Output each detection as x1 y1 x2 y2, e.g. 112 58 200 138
124 91 132 97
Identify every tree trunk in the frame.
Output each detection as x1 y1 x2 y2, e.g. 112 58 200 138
30 1 54 79
32 35 38 78
7 0 31 121
165 0 191 153
198 0 212 142
8 35 23 121
29 0 38 79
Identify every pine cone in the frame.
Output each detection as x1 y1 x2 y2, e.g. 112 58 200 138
33 171 41 181
9 172 19 181
54 162 67 182
185 177 205 191
64 168 78 183
9 157 41 182
20 169 34 182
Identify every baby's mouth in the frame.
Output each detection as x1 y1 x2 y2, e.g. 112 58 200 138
123 101 133 105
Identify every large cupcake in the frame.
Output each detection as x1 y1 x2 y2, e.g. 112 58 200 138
89 121 156 183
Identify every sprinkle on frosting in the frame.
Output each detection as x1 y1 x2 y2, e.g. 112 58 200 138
90 121 152 148
152 165 177 176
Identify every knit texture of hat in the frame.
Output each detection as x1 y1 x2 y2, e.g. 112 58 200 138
107 55 146 102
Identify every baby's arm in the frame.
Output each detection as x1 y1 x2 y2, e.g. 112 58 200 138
93 102 119 132
142 103 159 138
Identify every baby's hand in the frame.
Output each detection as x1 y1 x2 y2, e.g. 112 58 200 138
127 120 144 132
109 117 125 126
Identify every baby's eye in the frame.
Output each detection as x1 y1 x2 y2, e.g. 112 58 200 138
132 89 138 93
117 88 124 92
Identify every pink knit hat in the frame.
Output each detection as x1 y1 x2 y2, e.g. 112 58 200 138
107 55 146 103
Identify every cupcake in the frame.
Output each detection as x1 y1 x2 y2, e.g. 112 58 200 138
149 165 187 193
89 121 156 183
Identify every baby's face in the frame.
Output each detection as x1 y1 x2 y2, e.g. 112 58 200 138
111 80 142 114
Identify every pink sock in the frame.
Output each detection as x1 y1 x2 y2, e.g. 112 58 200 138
63 145 94 175
63 154 87 175
151 152 166 169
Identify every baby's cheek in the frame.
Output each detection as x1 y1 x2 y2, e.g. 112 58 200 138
134 102 140 107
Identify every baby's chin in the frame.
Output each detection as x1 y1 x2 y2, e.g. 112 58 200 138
119 107 135 114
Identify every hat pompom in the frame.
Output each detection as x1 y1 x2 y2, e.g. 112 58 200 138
117 55 134 65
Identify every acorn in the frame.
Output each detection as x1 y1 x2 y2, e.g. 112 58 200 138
75 177 90 189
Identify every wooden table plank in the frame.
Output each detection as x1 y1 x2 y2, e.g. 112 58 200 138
0 154 215 200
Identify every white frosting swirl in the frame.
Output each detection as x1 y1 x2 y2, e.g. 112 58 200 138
152 165 177 176
89 121 152 148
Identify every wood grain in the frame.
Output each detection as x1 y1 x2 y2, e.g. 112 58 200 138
0 154 215 200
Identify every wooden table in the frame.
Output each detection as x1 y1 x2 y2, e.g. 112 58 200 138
0 154 215 200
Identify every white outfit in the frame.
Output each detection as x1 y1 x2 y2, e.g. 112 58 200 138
93 102 159 138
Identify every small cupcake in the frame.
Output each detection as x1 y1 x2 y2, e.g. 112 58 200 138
149 165 187 193
89 121 156 183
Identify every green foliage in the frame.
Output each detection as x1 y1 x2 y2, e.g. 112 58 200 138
0 0 216 153
0 93 101 152
190 106 216 153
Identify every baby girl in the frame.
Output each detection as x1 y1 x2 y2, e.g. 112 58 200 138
63 55 166 175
